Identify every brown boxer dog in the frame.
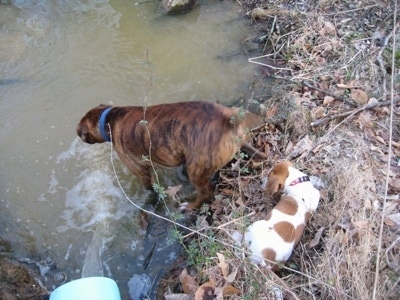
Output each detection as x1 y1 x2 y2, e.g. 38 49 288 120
76 101 264 211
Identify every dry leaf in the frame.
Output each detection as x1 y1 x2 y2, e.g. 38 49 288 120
384 202 399 215
386 213 400 226
384 217 396 227
392 141 400 149
364 198 372 211
323 95 335 106
225 268 238 283
220 188 235 195
309 226 325 248
196 216 209 229
288 135 313 158
217 253 229 278
179 269 197 295
368 97 379 105
337 83 354 89
285 140 294 156
352 220 369 229
315 55 326 65
389 178 400 190
311 106 324 120
165 185 182 199
351 89 368 104
222 285 241 296
195 280 215 300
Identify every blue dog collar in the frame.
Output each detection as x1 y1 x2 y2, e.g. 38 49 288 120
99 107 112 142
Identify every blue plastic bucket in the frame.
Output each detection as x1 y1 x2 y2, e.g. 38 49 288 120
50 277 121 300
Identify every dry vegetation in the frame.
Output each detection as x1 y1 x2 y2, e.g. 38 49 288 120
164 1 400 299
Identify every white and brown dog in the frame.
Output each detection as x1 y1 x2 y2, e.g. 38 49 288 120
244 161 320 270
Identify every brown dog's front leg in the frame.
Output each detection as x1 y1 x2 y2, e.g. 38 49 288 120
181 174 213 211
131 165 153 190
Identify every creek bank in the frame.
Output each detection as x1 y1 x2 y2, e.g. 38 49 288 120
0 255 48 300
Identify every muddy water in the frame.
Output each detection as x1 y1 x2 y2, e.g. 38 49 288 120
0 0 258 298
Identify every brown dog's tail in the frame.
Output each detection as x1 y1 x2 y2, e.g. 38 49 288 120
230 108 266 160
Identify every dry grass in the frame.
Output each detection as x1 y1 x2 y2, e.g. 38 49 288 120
164 1 400 299
175 98 399 300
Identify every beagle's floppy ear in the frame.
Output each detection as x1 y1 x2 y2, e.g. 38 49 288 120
265 161 292 195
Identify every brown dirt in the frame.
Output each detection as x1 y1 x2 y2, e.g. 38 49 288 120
0 255 48 300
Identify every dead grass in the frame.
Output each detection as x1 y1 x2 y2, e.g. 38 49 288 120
165 1 400 299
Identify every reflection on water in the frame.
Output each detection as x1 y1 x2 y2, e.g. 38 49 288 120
0 0 259 298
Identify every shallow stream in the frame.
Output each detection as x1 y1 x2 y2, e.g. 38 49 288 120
0 0 262 298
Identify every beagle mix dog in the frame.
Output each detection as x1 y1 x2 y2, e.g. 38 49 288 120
76 101 264 211
245 161 320 270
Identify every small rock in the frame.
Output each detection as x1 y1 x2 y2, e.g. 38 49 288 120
161 0 197 15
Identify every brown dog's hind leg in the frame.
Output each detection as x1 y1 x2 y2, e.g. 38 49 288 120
179 163 215 211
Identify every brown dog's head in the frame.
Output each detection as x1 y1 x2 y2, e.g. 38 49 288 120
76 104 112 144
264 161 293 195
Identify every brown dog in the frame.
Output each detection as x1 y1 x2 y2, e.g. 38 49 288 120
76 101 264 210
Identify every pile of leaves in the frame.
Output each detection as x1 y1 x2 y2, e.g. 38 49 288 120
162 0 400 299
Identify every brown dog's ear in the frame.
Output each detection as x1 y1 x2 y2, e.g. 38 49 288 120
98 104 110 109
265 161 292 195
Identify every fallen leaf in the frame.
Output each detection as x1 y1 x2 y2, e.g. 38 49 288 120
337 83 354 89
222 285 241 296
392 141 400 149
180 269 197 295
375 135 386 145
264 104 279 120
387 213 400 225
323 95 335 106
384 217 396 227
368 97 379 105
309 226 325 248
323 20 336 34
217 253 229 278
389 178 400 190
195 280 215 300
352 220 369 229
284 140 294 156
351 89 368 104
288 135 313 158
165 185 182 200
196 216 209 229
384 202 399 215
225 268 238 283
220 188 236 195
315 55 326 65
311 106 324 119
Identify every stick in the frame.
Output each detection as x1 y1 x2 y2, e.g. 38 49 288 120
373 2 398 298
302 81 357 107
311 96 400 127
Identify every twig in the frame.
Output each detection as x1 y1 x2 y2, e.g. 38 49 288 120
375 31 392 97
303 81 357 107
216 212 255 229
373 2 397 298
311 96 400 127
259 267 300 300
248 54 293 71
320 4 380 16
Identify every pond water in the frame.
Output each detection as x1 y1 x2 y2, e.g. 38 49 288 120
0 0 261 298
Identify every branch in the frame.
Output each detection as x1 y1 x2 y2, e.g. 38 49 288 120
311 96 400 127
302 81 358 107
